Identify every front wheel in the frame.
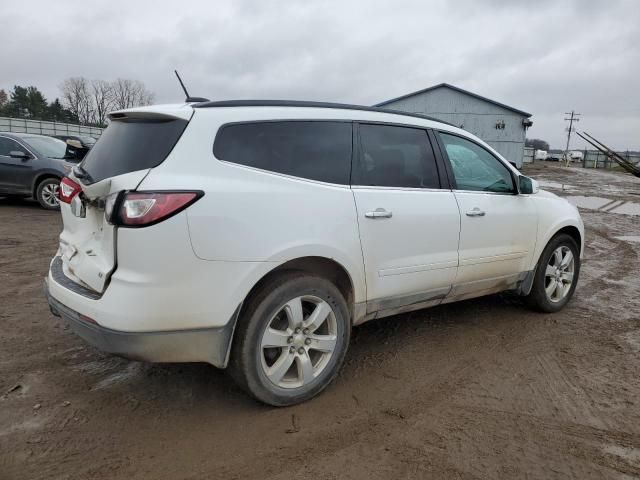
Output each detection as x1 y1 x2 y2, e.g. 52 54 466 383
524 233 580 312
36 178 61 210
229 273 351 406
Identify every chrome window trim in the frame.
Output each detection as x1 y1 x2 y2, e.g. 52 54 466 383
452 189 518 196
350 185 449 193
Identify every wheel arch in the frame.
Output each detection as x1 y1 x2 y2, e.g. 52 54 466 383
221 255 360 369
517 222 584 295
554 225 582 255
532 213 584 266
32 172 62 197
240 256 357 323
522 220 583 297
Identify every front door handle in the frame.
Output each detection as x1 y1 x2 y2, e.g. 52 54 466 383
466 207 486 217
365 208 393 219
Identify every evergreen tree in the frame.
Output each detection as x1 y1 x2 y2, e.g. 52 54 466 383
48 98 78 123
4 85 50 120
0 89 7 116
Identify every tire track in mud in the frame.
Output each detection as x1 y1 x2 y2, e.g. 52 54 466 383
181 313 547 479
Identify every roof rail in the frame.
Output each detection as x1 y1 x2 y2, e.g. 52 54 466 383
192 99 458 128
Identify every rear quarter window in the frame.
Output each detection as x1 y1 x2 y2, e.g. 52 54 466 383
81 118 188 183
213 121 352 185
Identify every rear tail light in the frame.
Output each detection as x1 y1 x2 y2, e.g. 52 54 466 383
111 191 203 227
59 177 82 204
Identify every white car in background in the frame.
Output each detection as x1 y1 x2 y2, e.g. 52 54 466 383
45 100 584 406
569 150 584 162
547 151 583 162
534 149 548 161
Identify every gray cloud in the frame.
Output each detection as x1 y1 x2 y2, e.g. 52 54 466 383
1 0 639 149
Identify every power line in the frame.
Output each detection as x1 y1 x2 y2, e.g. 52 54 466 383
564 110 581 165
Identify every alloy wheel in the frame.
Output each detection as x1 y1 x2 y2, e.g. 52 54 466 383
544 246 575 302
41 183 60 207
260 295 337 389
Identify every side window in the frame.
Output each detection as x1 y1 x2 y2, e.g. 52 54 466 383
213 121 352 184
354 124 440 188
439 133 515 193
0 137 26 157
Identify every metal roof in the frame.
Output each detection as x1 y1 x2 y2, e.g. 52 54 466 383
192 99 457 127
374 83 532 117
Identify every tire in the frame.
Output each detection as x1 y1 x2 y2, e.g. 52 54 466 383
36 178 61 210
228 272 351 406
524 233 580 313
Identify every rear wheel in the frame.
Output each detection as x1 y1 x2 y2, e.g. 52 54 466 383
36 178 60 210
229 273 350 406
525 233 580 312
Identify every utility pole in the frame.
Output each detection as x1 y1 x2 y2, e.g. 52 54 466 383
564 110 581 166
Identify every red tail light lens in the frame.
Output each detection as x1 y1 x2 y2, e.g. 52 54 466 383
59 177 82 204
115 191 203 227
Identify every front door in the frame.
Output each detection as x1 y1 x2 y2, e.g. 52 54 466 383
0 136 33 194
437 132 538 298
351 123 460 314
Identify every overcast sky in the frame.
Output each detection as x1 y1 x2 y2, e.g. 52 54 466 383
2 0 639 150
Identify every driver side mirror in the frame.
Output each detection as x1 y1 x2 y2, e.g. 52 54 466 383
9 150 31 160
519 175 539 195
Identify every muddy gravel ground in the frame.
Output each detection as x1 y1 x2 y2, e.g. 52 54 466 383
1 163 640 479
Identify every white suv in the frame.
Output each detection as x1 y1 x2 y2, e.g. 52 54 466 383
45 100 584 406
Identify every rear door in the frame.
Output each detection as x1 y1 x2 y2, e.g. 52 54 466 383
58 113 191 293
435 131 538 296
351 123 460 314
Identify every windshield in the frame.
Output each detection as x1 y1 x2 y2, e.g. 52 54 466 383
22 136 68 159
80 136 96 145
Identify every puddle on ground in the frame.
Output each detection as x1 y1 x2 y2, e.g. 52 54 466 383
610 202 640 216
616 236 640 243
537 180 575 191
565 196 640 216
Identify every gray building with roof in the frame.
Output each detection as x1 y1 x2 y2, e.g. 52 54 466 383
375 83 533 167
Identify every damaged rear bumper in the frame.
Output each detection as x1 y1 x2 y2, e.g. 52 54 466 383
44 278 238 368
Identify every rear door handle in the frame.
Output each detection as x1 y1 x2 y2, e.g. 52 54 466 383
365 208 393 219
466 208 486 217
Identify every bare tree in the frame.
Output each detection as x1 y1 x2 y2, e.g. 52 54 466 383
60 77 155 125
90 79 113 126
60 77 92 124
111 78 154 110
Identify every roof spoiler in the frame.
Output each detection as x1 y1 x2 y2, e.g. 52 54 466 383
108 109 194 121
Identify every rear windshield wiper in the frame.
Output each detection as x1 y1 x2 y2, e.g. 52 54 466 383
73 165 94 184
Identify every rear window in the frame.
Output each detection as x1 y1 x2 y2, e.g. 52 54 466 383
80 118 188 183
213 121 352 184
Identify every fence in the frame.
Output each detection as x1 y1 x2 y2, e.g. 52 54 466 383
526 149 640 170
0 117 104 138
582 150 640 169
